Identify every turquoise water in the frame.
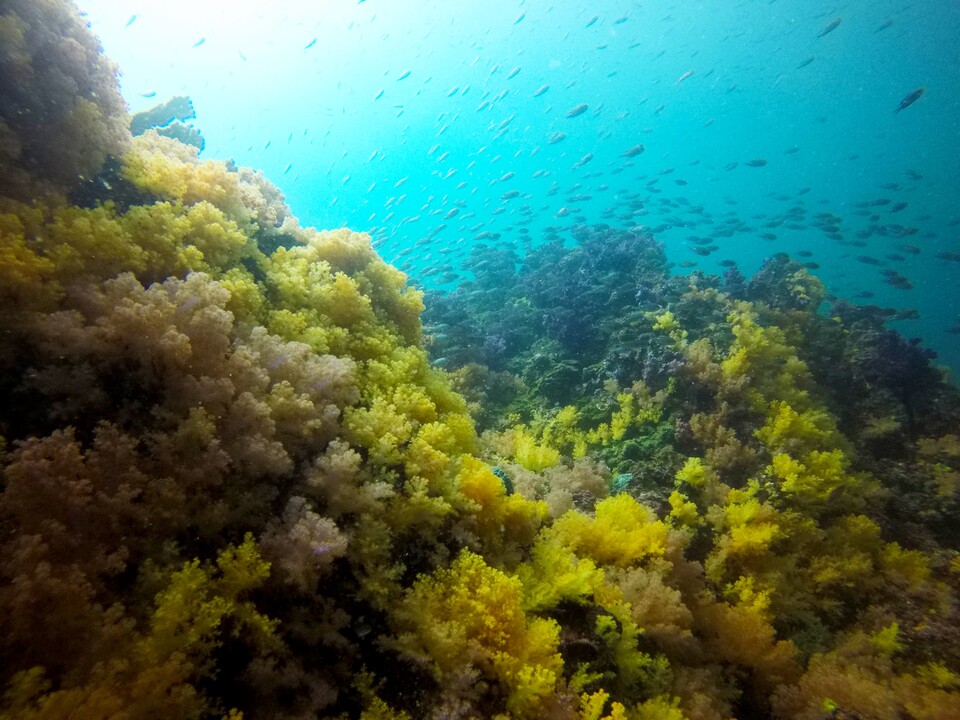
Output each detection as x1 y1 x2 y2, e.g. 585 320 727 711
82 0 960 373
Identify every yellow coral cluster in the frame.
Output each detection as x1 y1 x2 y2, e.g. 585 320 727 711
485 380 670 472
392 550 564 718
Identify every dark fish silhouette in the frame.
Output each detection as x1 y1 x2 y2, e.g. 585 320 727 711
818 17 842 38
895 87 924 113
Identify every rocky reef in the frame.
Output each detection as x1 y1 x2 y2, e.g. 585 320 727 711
1 3 959 719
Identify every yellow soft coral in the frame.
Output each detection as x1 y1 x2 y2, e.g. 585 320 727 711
552 494 670 568
0 207 60 310
517 535 606 612
651 309 688 346
550 383 667 457
720 306 812 411
391 550 563 718
668 490 700 528
674 457 713 489
122 132 251 224
456 456 547 561
497 425 562 472
343 396 415 467
704 484 782 584
768 449 878 513
754 400 842 456
144 533 277 663
1 535 277 720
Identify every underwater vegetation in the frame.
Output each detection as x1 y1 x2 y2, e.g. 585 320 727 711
1 2 959 719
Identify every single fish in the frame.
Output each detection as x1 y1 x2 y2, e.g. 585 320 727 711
533 84 550 97
507 66 521 79
875 19 894 33
125 14 137 27
585 15 599 28
746 158 768 167
192 37 206 48
572 153 594 169
818 17 842 38
140 91 156 98
894 87 924 113
797 56 815 69
397 70 411 81
514 13 525 24
304 38 317 50
566 103 589 118
621 144 645 158
675 70 694 85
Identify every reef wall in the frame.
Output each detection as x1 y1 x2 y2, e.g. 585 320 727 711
1 3 959 719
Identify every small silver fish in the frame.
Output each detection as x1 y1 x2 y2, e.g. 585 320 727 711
894 87 924 113
817 17 842 38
